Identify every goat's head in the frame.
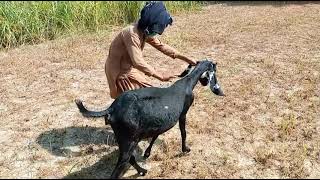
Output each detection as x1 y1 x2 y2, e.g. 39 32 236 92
179 60 225 96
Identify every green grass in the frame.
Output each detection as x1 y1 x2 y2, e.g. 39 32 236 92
0 1 202 49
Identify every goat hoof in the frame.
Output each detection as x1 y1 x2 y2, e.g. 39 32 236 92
182 147 191 153
138 169 147 176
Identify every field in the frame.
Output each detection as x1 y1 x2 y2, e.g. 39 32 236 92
0 1 319 179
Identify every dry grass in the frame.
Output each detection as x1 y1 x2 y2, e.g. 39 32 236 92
1 2 320 179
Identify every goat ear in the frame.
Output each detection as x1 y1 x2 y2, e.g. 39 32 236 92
199 77 209 86
178 70 188 77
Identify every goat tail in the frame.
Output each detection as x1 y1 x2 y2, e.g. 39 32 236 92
75 99 110 118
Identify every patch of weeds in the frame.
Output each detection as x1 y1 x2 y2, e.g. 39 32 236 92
278 113 297 139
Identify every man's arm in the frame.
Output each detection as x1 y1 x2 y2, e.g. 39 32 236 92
146 36 196 65
122 31 174 81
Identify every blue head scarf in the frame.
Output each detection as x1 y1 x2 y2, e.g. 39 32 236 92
138 1 173 36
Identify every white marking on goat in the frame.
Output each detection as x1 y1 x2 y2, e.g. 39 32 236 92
201 72 207 78
164 106 169 109
214 83 220 89
207 71 215 86
209 71 214 81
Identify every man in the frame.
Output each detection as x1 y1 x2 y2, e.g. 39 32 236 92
105 1 196 99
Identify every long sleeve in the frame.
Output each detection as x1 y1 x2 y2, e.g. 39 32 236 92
122 31 157 77
146 36 179 59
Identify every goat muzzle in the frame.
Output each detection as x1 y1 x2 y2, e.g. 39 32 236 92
210 83 225 96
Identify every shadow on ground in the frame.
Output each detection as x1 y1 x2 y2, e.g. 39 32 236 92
62 148 146 179
37 126 155 178
36 126 117 157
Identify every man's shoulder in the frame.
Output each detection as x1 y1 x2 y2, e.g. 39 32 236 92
121 23 138 35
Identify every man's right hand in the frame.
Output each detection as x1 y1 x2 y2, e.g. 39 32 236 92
153 73 176 82
161 74 177 81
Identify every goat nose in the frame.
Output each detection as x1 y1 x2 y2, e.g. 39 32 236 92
219 91 225 96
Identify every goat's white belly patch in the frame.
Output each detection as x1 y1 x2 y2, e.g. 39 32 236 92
164 106 169 109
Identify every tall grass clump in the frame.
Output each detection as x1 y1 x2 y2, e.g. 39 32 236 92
0 1 202 49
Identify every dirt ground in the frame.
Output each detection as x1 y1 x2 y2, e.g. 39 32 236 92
0 2 319 179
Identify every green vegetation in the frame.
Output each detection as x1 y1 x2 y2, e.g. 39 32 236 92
0 1 202 49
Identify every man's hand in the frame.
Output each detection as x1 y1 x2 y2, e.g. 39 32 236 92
161 74 177 81
175 53 197 66
153 73 176 82
188 59 197 66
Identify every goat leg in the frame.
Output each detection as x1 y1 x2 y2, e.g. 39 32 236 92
129 155 147 176
110 151 130 179
179 116 190 153
110 140 138 179
144 135 159 159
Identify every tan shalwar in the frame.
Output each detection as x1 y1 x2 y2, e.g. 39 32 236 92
105 23 180 99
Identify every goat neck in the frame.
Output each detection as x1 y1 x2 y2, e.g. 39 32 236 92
172 62 210 92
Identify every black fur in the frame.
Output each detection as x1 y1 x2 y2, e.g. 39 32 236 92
75 60 224 179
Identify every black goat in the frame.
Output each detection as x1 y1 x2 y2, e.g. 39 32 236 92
75 60 224 179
